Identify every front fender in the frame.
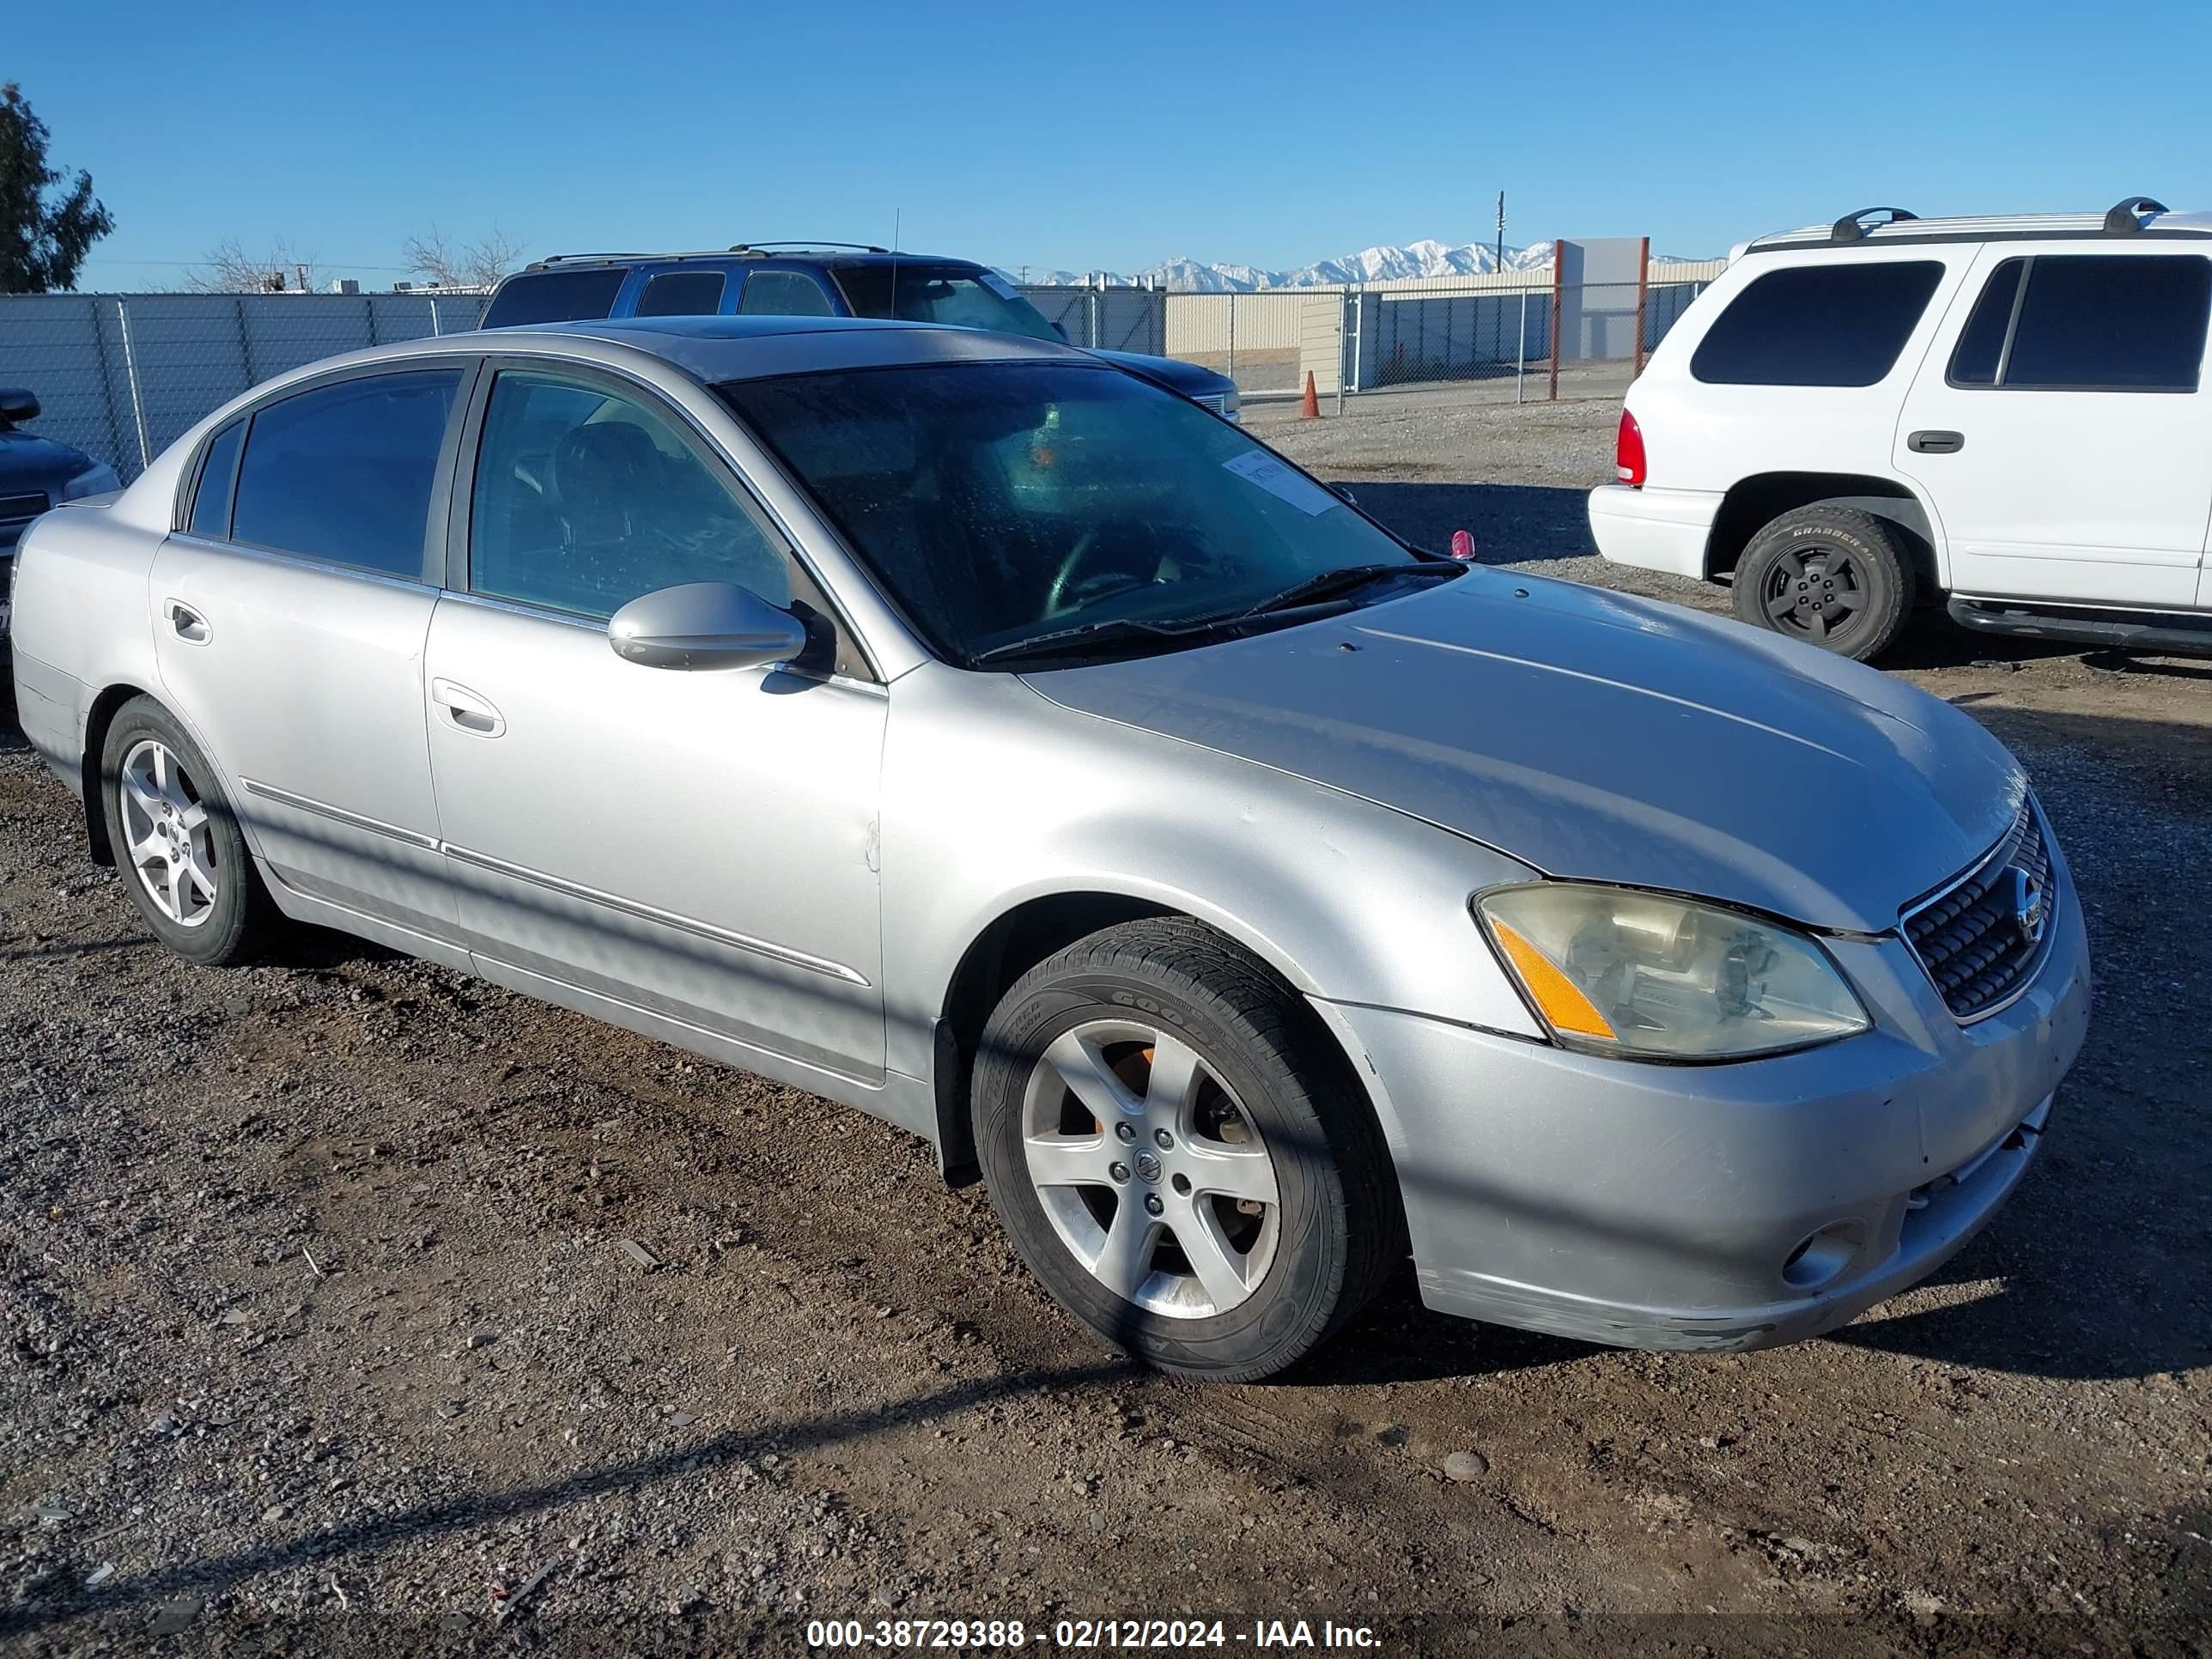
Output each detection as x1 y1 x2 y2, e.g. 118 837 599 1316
878 665 1545 1091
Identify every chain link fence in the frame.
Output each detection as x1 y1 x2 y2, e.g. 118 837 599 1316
1165 267 1722 406
0 291 489 482
3 266 1721 484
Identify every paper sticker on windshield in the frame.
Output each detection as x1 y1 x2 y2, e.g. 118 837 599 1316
1221 450 1340 517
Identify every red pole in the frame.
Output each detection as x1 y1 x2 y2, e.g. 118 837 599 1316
1632 234 1651 378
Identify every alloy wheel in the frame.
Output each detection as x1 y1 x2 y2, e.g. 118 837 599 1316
1021 1019 1282 1319
1761 544 1868 643
118 738 221 927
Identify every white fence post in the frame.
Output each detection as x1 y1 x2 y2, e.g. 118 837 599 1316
115 298 153 473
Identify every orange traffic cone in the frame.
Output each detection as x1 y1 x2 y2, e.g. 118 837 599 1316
1300 371 1320 419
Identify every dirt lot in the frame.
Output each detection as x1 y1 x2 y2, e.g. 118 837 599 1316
3 396 2209 1657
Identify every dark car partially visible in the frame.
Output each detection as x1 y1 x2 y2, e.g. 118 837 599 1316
3 388 119 659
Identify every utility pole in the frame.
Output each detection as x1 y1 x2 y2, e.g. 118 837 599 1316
1495 191 1506 272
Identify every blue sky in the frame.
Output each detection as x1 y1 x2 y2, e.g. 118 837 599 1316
21 0 2212 290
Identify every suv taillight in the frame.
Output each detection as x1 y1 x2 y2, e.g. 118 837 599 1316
1614 409 1646 487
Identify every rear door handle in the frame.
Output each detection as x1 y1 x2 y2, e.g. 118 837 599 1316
429 677 506 738
1908 429 1966 454
163 599 211 644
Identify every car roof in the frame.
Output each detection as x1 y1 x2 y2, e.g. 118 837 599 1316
1741 203 2212 258
449 312 1086 381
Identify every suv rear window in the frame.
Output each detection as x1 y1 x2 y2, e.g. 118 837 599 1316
1691 262 1944 387
482 268 627 329
1948 255 2210 392
636 270 727 317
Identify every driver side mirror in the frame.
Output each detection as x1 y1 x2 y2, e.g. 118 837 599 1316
1050 320 1069 343
0 387 39 428
608 581 808 672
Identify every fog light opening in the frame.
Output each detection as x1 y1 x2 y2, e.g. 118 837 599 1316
1781 1224 1862 1291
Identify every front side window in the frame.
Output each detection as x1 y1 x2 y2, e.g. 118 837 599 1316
636 270 727 318
230 370 460 576
468 371 791 620
719 362 1431 665
481 268 628 329
737 270 837 317
829 264 1060 342
187 417 244 538
1949 254 2209 392
1691 261 1944 386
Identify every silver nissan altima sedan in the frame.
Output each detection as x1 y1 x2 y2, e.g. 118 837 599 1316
9 316 2089 1380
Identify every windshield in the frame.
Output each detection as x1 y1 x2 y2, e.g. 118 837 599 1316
717 362 1431 666
830 264 1062 343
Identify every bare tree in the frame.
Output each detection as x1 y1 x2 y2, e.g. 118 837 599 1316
403 227 523 290
187 238 325 293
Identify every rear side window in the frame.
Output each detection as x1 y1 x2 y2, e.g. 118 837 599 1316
482 268 628 328
1949 255 2210 392
738 270 837 317
636 270 727 317
187 418 244 538
231 370 460 577
1691 262 1944 386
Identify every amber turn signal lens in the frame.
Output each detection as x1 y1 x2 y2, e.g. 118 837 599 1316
1487 919 1618 1041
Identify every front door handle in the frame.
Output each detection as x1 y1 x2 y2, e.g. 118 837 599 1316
1908 429 1966 454
430 678 506 738
163 599 211 644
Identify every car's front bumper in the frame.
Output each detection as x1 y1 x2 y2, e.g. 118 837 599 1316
1320 863 2090 1352
1587 483 1723 580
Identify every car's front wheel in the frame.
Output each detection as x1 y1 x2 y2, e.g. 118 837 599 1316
1732 503 1918 661
99 696 278 965
972 919 1401 1381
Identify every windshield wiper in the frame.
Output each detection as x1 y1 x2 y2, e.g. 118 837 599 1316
1237 560 1462 619
970 614 1244 667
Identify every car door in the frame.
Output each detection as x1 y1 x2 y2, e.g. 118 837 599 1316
1895 246 2212 607
150 362 472 951
423 361 888 1082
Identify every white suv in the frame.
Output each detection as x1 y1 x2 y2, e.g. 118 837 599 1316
1589 198 2212 661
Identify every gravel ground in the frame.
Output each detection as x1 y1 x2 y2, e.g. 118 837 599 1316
3 396 2208 1656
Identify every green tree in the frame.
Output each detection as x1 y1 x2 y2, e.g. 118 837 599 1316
0 82 115 294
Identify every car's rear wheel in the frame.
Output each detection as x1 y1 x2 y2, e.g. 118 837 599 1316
971 919 1401 1381
1733 504 1917 662
100 696 278 965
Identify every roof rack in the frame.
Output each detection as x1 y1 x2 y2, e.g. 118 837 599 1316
2102 196 2168 234
1830 207 1917 244
727 241 889 255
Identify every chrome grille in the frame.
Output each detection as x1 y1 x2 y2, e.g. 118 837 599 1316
1901 803 2055 1020
1192 392 1228 416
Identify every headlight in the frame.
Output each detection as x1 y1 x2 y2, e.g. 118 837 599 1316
1474 884 1869 1060
59 462 121 501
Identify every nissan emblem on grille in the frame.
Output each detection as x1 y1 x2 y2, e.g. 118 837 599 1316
2010 868 2047 946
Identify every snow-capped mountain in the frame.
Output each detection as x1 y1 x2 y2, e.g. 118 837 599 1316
1026 237 1693 291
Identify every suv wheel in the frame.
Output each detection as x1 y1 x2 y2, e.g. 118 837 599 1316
100 696 280 965
1732 504 1917 662
971 919 1402 1382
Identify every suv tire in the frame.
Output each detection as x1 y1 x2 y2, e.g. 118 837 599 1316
971 919 1402 1382
99 696 280 965
1733 504 1918 662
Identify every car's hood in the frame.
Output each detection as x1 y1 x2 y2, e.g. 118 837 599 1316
0 428 94 486
1091 348 1235 398
1024 571 2026 933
